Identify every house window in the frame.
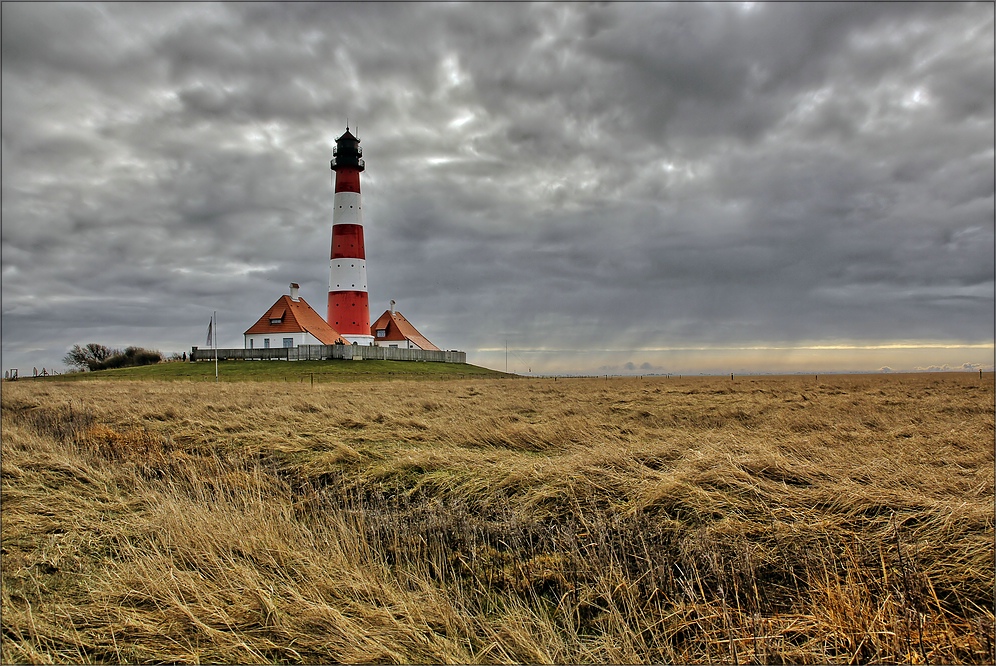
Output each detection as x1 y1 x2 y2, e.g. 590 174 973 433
376 329 386 338
264 339 270 349
270 318 282 324
389 344 398 348
249 339 254 349
283 338 293 348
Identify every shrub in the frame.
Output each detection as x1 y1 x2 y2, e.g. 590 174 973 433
64 343 163 371
92 347 162 370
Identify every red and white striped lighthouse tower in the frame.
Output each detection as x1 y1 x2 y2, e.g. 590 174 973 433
327 127 374 345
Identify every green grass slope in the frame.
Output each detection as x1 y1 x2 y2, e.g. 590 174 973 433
42 359 510 382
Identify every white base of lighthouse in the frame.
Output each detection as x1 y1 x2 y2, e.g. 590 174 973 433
341 334 375 346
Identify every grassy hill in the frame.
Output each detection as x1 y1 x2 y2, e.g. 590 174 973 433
41 359 510 382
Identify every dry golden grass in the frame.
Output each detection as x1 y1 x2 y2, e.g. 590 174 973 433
2 373 993 663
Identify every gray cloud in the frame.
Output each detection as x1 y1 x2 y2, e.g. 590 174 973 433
2 2 992 374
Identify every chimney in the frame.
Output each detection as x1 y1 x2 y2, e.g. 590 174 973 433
390 299 396 314
290 283 300 301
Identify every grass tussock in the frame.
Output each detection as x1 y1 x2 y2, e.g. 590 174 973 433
2 373 994 663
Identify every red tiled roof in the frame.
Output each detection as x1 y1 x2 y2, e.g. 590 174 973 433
370 310 440 351
245 295 347 345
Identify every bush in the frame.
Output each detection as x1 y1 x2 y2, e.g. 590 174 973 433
92 347 162 371
64 344 162 372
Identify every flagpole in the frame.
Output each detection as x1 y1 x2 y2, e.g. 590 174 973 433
214 311 218 382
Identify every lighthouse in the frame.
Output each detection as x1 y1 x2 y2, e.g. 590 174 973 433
327 127 374 345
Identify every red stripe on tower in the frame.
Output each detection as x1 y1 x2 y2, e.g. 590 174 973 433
327 127 373 344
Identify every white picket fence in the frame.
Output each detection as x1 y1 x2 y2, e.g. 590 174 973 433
190 345 466 364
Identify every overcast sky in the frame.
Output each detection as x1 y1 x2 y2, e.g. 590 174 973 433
2 2 993 375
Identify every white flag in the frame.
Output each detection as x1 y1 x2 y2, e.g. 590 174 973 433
206 318 213 346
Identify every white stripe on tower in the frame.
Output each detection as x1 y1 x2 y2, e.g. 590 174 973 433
329 260 367 291
328 126 373 345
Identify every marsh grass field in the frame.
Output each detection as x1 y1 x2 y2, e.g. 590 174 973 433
2 371 993 663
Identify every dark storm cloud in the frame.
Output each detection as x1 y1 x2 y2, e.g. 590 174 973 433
2 2 992 373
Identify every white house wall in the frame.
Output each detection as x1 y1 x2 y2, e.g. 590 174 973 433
245 331 326 349
375 338 422 350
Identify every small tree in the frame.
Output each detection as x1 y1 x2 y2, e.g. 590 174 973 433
63 343 116 371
